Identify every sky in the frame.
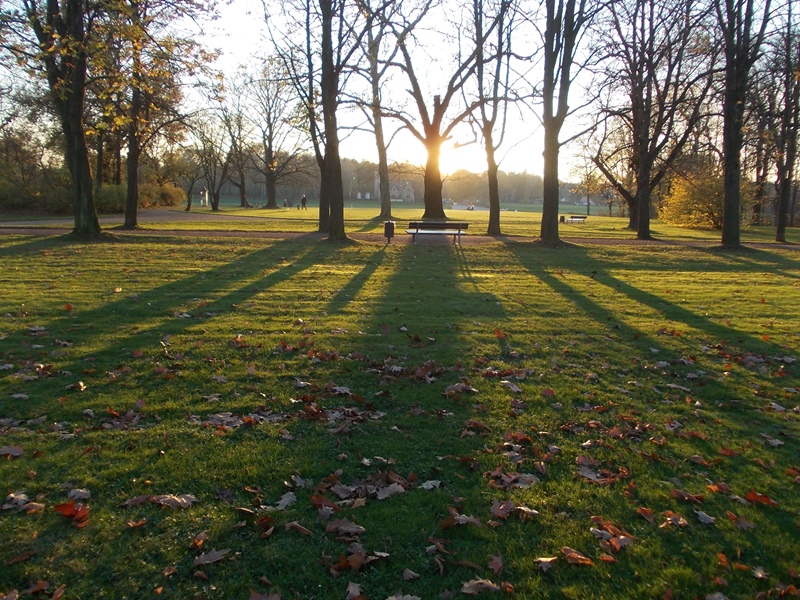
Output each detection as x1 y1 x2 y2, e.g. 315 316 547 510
205 0 559 177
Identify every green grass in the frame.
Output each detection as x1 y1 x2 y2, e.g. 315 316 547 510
0 232 798 599
4 204 800 245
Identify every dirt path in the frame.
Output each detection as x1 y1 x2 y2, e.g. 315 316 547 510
0 210 797 249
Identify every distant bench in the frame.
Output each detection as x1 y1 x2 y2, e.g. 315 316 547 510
406 221 469 244
565 215 587 224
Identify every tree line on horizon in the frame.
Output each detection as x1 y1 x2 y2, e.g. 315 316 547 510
0 0 796 245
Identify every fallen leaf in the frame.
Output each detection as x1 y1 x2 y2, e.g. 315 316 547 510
745 489 778 506
534 557 558 572
193 548 231 566
285 521 313 536
403 568 420 580
562 547 593 566
695 510 716 525
345 581 364 600
151 494 197 509
638 507 655 524
249 590 281 600
488 554 503 575
461 578 501 594
0 446 24 459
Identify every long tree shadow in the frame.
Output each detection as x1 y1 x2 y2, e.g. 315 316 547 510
44 234 339 376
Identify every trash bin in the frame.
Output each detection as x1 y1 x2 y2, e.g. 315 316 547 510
383 220 395 243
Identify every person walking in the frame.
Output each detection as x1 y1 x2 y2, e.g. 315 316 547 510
300 195 307 210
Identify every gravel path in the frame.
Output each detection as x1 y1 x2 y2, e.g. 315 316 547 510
1 209 797 249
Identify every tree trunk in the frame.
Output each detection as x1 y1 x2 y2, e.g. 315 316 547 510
265 175 278 209
124 84 141 229
486 134 500 235
95 129 104 195
211 190 221 211
721 79 744 248
422 136 447 219
540 124 560 244
635 164 653 240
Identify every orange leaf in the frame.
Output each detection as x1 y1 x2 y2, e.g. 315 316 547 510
562 547 593 566
493 328 506 339
637 507 655 523
745 489 778 506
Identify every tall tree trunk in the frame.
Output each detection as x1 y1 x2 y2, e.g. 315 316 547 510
540 124 560 244
367 27 392 220
635 181 652 239
95 129 104 195
485 132 500 235
265 175 278 209
721 77 744 248
124 84 141 229
422 135 447 219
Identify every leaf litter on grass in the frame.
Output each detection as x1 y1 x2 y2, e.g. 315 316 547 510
0 238 798 598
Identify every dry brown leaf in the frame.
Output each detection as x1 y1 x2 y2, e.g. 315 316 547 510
637 507 655 524
249 590 281 600
534 557 558 572
345 581 365 600
402 568 420 580
461 578 501 594
285 521 313 536
562 547 593 566
193 548 230 566
151 494 198 509
488 554 503 575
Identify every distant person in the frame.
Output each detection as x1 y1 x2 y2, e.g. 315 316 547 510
283 198 288 207
301 195 307 210
200 186 208 207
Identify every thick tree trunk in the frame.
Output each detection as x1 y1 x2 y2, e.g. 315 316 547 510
422 137 447 220
635 159 653 240
540 124 560 244
486 137 500 235
124 85 141 229
59 73 100 236
721 63 746 248
265 175 278 209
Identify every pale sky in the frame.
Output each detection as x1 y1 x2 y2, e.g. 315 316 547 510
206 0 562 177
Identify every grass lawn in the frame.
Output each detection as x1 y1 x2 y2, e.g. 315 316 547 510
0 232 798 599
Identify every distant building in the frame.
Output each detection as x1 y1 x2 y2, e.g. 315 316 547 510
374 172 415 202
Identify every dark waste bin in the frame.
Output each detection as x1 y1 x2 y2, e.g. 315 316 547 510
383 220 395 243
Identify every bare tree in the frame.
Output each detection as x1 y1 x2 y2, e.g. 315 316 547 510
247 57 308 209
716 0 772 248
536 0 597 244
267 0 366 240
473 0 516 235
768 5 799 242
590 0 715 240
381 0 485 219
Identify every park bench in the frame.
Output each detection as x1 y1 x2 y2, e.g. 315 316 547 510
565 215 588 224
406 221 469 244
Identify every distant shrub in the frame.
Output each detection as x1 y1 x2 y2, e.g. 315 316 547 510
139 183 185 208
95 185 127 213
660 170 725 229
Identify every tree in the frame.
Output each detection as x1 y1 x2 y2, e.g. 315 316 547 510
382 0 484 220
191 109 231 211
2 0 102 235
473 0 516 235
768 6 799 242
539 0 596 245
268 0 366 240
590 0 715 240
247 57 308 209
716 0 772 249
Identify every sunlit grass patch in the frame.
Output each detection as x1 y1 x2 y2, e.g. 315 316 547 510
0 234 798 599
